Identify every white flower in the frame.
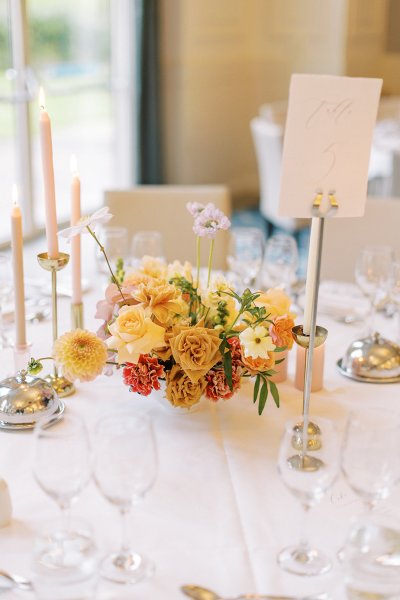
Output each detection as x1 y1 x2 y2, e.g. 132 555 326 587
58 207 113 239
239 325 276 359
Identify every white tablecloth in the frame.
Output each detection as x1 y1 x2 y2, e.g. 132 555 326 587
1 264 400 600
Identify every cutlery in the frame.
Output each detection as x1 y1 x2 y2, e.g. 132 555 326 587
181 584 328 600
0 570 32 591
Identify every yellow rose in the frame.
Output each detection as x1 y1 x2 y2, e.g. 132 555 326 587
106 304 165 364
131 280 185 326
256 287 295 319
165 365 207 408
169 324 221 383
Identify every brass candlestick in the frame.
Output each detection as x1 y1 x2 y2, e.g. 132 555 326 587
37 252 75 397
71 302 84 329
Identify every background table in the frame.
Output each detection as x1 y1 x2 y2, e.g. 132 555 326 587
1 258 400 600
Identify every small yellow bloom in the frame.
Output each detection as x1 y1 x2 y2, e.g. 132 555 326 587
53 329 108 382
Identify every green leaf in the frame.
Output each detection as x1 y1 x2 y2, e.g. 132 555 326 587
274 358 286 365
269 380 280 408
258 381 268 415
274 346 287 353
253 374 261 404
223 349 233 391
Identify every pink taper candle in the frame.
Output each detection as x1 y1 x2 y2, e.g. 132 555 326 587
10 185 27 347
70 155 82 305
294 344 325 392
39 88 59 259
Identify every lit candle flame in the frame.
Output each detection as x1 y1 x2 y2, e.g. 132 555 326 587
70 154 78 176
39 87 45 110
12 184 18 207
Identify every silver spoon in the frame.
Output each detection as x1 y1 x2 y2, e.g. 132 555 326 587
181 584 328 600
0 570 33 591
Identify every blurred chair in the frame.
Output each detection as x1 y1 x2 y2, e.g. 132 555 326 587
104 185 231 269
321 197 400 282
250 116 308 233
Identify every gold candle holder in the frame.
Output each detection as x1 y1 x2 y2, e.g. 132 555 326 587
37 252 75 398
71 302 84 330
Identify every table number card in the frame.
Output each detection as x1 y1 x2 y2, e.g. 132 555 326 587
279 74 382 218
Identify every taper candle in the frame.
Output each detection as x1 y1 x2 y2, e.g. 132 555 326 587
70 155 82 305
10 185 27 347
39 87 59 259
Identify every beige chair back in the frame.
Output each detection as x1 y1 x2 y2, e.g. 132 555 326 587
104 185 231 270
321 197 400 282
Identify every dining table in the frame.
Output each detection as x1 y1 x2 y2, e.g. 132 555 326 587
1 243 400 600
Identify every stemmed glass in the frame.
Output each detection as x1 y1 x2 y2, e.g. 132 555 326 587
341 408 400 511
354 246 393 334
95 226 129 275
131 231 165 267
33 415 92 554
0 254 12 349
227 227 264 291
263 233 298 291
277 416 340 576
93 412 157 584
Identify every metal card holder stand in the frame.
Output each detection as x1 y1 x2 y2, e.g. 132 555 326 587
289 191 338 471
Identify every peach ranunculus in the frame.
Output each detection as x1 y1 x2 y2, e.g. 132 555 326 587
122 272 154 287
106 304 165 364
269 315 295 350
131 280 185 326
138 256 167 279
241 350 276 376
169 324 222 383
255 287 295 319
165 364 207 408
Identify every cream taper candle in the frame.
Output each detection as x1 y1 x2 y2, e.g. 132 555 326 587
302 217 321 334
10 185 26 348
39 88 59 259
70 155 82 305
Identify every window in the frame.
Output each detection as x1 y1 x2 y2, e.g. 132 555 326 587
0 0 136 244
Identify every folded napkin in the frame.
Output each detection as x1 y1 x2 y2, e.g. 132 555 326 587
299 281 369 320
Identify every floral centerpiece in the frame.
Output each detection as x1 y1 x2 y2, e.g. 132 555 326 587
28 204 295 415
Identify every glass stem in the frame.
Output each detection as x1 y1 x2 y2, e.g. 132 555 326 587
119 507 131 557
60 502 71 533
299 505 311 550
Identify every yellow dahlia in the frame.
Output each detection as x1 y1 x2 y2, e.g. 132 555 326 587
53 329 108 382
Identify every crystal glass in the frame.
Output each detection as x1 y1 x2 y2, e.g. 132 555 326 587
0 254 12 349
95 226 129 276
227 227 264 291
277 416 340 576
130 231 165 267
33 415 92 552
390 260 400 342
341 408 400 511
354 246 393 333
93 412 157 584
32 517 98 600
263 232 298 291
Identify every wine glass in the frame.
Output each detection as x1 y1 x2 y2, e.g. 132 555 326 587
227 227 264 291
341 408 400 511
131 231 165 267
93 412 157 584
277 416 340 576
33 415 92 549
354 246 393 334
0 254 12 349
95 226 129 276
262 233 298 301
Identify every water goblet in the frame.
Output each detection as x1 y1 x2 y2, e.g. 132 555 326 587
95 226 129 276
277 416 340 576
130 230 165 267
33 415 92 549
0 254 12 349
341 408 400 511
263 232 298 291
227 227 264 291
354 245 393 334
93 412 157 584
